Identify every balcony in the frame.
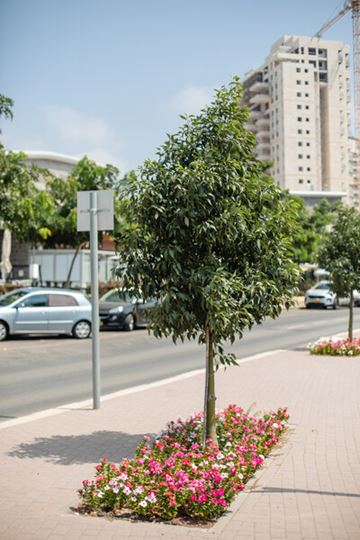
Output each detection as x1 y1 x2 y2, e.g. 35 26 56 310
249 94 270 106
256 117 270 129
257 130 270 141
249 81 269 93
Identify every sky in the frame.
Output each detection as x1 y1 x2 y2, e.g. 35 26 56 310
0 0 355 173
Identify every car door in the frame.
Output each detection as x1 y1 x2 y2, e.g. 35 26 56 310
48 293 79 333
135 298 156 326
13 293 49 333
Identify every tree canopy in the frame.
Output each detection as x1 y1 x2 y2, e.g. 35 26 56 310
318 205 360 339
115 78 300 444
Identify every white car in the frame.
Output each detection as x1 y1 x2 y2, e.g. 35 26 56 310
305 281 360 309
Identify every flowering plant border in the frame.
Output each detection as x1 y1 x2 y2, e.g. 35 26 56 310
308 337 360 356
78 404 289 523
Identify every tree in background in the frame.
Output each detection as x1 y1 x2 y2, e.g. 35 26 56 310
41 156 127 286
115 78 300 447
291 198 340 264
318 205 360 340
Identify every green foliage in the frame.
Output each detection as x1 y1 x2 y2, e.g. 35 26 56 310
0 94 14 129
0 146 52 242
115 78 299 366
318 205 360 296
318 205 360 339
291 198 340 264
41 156 124 248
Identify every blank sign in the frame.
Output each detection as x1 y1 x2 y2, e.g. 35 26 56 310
77 190 114 231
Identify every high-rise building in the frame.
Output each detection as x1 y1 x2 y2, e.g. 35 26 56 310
242 35 357 206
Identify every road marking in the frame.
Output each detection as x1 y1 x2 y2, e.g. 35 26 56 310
0 349 285 429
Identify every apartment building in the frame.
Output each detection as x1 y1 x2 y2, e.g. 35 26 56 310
243 35 357 206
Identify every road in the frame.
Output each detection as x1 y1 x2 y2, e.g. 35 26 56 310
0 306 359 421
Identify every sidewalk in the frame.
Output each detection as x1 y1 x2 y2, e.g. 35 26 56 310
0 348 360 540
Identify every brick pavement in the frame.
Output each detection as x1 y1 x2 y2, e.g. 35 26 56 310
0 349 359 539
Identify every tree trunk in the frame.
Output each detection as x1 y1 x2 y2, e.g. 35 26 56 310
202 326 218 448
64 241 87 288
348 289 354 340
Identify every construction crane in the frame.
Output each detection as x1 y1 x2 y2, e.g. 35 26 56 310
315 1 360 136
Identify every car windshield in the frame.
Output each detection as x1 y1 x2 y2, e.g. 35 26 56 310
0 290 29 306
314 282 331 290
100 290 133 303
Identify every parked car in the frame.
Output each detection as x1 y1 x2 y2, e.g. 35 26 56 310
0 287 92 341
304 281 360 309
99 289 156 331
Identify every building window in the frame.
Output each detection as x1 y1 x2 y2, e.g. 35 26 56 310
304 68 308 73
298 142 303 146
307 180 311 184
305 105 309 110
297 104 302 109
304 81 309 85
298 154 303 159
306 155 311 159
305 93 309 97
297 117 302 121
308 47 316 55
298 129 302 134
306 142 310 147
319 72 328 82
299 166 303 171
309 60 316 67
305 117 310 122
296 80 301 85
296 67 301 73
299 179 304 184
297 92 301 97
307 167 311 171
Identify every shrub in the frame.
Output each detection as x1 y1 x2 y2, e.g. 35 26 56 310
78 404 289 522
309 337 360 356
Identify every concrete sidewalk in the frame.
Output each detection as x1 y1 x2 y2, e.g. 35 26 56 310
0 348 359 540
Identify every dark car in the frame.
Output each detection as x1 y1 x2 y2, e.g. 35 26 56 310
99 289 156 331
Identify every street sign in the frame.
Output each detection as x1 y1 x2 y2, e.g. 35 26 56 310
77 190 114 231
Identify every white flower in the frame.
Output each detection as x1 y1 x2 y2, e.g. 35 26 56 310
95 491 103 498
118 472 128 481
146 493 157 503
131 496 137 502
124 486 132 495
112 486 120 494
220 472 228 479
134 486 144 494
238 473 244 479
139 500 148 507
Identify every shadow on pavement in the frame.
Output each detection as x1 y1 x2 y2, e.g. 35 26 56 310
254 486 360 498
7 430 153 465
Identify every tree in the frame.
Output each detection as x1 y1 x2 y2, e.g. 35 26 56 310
291 198 339 264
115 78 300 447
0 94 14 130
318 205 360 340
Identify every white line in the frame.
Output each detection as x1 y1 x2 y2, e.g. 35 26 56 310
0 349 285 430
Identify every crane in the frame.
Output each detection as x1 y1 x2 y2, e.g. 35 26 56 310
314 0 360 136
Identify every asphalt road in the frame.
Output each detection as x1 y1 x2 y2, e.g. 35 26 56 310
1 306 359 421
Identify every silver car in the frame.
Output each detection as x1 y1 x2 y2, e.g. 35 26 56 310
0 287 92 341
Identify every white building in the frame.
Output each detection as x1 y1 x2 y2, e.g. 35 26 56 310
242 35 357 206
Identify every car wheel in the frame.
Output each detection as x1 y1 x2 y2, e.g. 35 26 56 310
0 321 9 341
72 320 91 339
123 314 135 331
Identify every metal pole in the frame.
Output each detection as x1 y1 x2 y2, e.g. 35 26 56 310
90 191 100 409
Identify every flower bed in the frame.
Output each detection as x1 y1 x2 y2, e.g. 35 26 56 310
309 337 360 356
78 404 289 522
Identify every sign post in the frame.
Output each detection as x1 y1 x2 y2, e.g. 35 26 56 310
77 190 114 409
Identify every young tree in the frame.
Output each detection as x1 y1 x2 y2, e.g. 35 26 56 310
115 79 300 446
318 205 360 339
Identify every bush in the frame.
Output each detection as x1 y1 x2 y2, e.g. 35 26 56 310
309 337 360 356
78 404 289 522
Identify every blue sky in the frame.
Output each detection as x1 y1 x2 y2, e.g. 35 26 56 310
0 0 354 172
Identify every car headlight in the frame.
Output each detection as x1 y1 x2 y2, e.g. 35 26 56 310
109 306 124 314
